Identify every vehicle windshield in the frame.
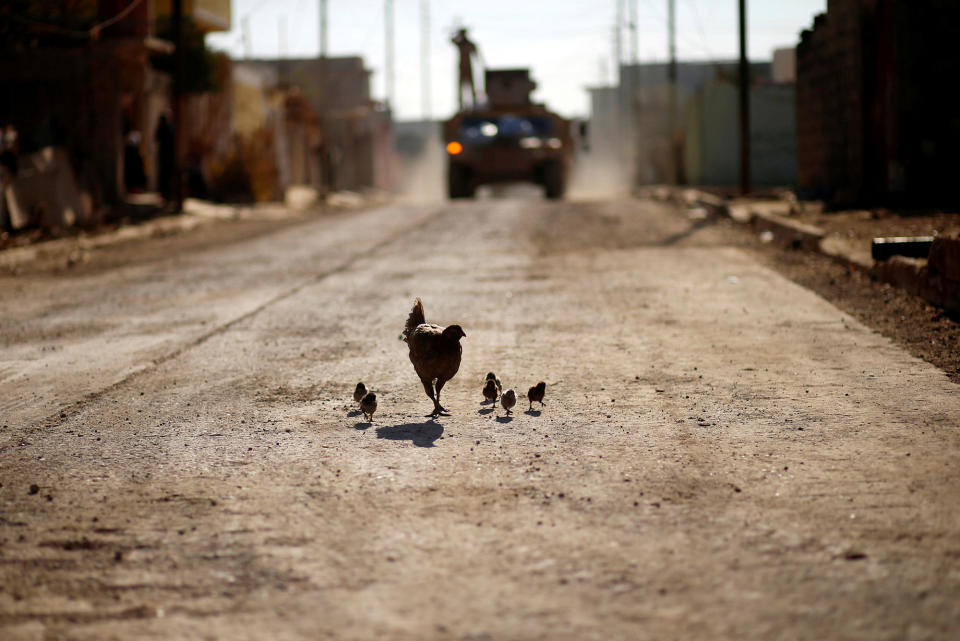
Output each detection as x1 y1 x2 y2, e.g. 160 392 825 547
460 116 555 144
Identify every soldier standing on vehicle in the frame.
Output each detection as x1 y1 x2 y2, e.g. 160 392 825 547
452 28 478 110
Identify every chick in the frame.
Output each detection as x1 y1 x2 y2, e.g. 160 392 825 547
360 392 377 422
501 388 517 415
482 378 499 407
527 381 546 410
354 382 367 405
485 372 502 393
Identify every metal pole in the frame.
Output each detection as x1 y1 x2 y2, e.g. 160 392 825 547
421 0 431 120
738 0 751 195
319 0 327 58
385 0 395 109
171 0 184 212
667 0 677 184
614 0 622 85
629 0 637 64
241 15 252 58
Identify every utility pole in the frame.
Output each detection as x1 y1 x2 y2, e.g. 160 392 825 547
171 0 184 212
241 15 252 58
421 0 431 120
624 0 637 186
614 0 622 86
738 0 751 195
318 0 327 109
319 0 327 58
667 0 678 184
317 0 329 199
385 0 395 109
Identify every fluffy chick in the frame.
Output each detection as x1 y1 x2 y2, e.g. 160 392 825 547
527 381 546 410
354 382 367 405
360 392 377 422
485 372 502 393
482 378 499 407
402 298 466 417
501 388 517 415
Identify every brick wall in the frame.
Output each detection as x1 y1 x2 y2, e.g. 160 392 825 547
797 0 960 207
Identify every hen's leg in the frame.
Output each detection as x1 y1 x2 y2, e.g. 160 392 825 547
420 379 442 417
435 378 450 414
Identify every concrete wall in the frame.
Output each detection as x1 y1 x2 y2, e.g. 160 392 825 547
684 81 797 188
616 60 772 186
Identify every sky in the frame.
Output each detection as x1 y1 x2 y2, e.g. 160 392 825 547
207 0 827 121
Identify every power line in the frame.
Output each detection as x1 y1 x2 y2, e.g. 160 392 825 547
684 0 717 62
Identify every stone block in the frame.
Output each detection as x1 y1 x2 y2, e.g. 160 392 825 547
928 236 960 282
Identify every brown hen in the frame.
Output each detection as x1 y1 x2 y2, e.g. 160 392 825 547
402 298 466 417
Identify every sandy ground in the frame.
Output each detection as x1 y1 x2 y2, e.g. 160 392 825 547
1 196 959 640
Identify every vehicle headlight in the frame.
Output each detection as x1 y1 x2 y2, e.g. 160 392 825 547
546 137 563 149
519 137 542 149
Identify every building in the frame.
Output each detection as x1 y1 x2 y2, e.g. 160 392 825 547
237 57 394 194
0 0 230 228
796 0 960 207
684 80 797 188
591 60 771 187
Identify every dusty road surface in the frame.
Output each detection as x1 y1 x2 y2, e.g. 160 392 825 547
2 196 959 640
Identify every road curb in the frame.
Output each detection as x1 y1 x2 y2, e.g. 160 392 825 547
0 193 386 272
0 211 215 272
750 210 824 252
648 186 960 312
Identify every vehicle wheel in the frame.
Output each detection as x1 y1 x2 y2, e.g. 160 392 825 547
448 164 472 199
543 162 565 200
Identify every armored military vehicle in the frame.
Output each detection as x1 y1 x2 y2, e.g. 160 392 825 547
443 69 571 199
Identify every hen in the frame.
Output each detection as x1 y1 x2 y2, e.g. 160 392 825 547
402 298 466 417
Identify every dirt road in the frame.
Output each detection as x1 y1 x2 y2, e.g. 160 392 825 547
2 196 958 640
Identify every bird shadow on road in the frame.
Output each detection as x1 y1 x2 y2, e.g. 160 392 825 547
353 421 372 431
376 422 444 447
495 415 513 424
477 408 495 415
524 410 542 417
347 410 362 418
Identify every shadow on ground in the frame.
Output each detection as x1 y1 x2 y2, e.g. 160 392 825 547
376 422 444 447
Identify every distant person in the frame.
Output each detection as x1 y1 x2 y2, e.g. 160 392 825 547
155 115 175 201
452 28 478 110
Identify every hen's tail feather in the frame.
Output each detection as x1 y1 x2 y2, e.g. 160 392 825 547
403 297 426 341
